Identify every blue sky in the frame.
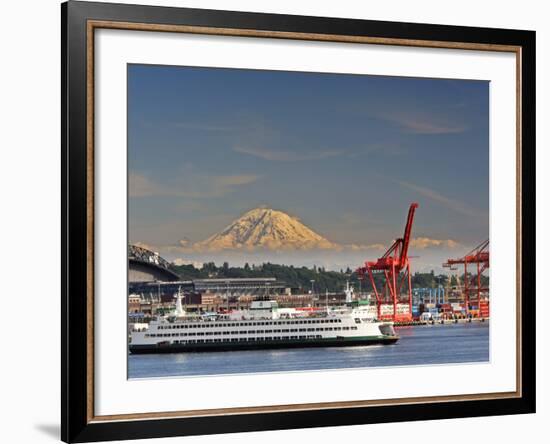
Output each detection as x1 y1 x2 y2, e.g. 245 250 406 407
128 64 489 271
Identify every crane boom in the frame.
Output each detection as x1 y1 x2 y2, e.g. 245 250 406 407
355 203 419 322
399 202 419 266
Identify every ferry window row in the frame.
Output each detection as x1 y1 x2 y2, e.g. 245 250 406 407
171 335 323 344
145 326 358 338
157 319 343 329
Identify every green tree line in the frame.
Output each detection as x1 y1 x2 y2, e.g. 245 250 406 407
170 262 488 294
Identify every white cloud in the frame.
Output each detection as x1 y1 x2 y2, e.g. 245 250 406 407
174 122 236 132
379 111 468 134
128 172 259 199
178 238 191 247
410 237 460 249
128 174 169 198
348 243 387 251
397 180 487 220
173 258 204 269
233 145 344 162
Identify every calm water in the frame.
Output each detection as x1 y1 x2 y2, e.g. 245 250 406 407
128 322 489 379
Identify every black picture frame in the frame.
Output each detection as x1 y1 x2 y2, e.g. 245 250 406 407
62 1 536 442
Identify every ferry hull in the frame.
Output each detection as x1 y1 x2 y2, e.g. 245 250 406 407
129 335 398 354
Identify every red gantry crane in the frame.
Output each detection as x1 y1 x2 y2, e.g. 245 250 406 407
443 239 489 315
356 203 419 322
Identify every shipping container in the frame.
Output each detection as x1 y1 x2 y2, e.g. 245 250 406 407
480 302 490 317
396 304 410 314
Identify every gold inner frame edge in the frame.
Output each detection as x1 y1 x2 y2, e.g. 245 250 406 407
85 19 523 423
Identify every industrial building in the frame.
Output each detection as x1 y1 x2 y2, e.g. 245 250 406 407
128 245 290 314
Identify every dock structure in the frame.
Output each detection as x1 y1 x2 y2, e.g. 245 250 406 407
129 278 287 298
192 278 285 294
443 240 490 315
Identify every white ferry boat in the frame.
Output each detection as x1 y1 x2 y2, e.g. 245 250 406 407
129 287 398 354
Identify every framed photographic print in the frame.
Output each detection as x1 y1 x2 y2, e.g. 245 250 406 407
61 1 536 442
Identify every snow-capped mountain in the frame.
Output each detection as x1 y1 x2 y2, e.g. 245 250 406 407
193 207 337 251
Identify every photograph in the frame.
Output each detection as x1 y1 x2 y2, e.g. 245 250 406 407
126 64 491 379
